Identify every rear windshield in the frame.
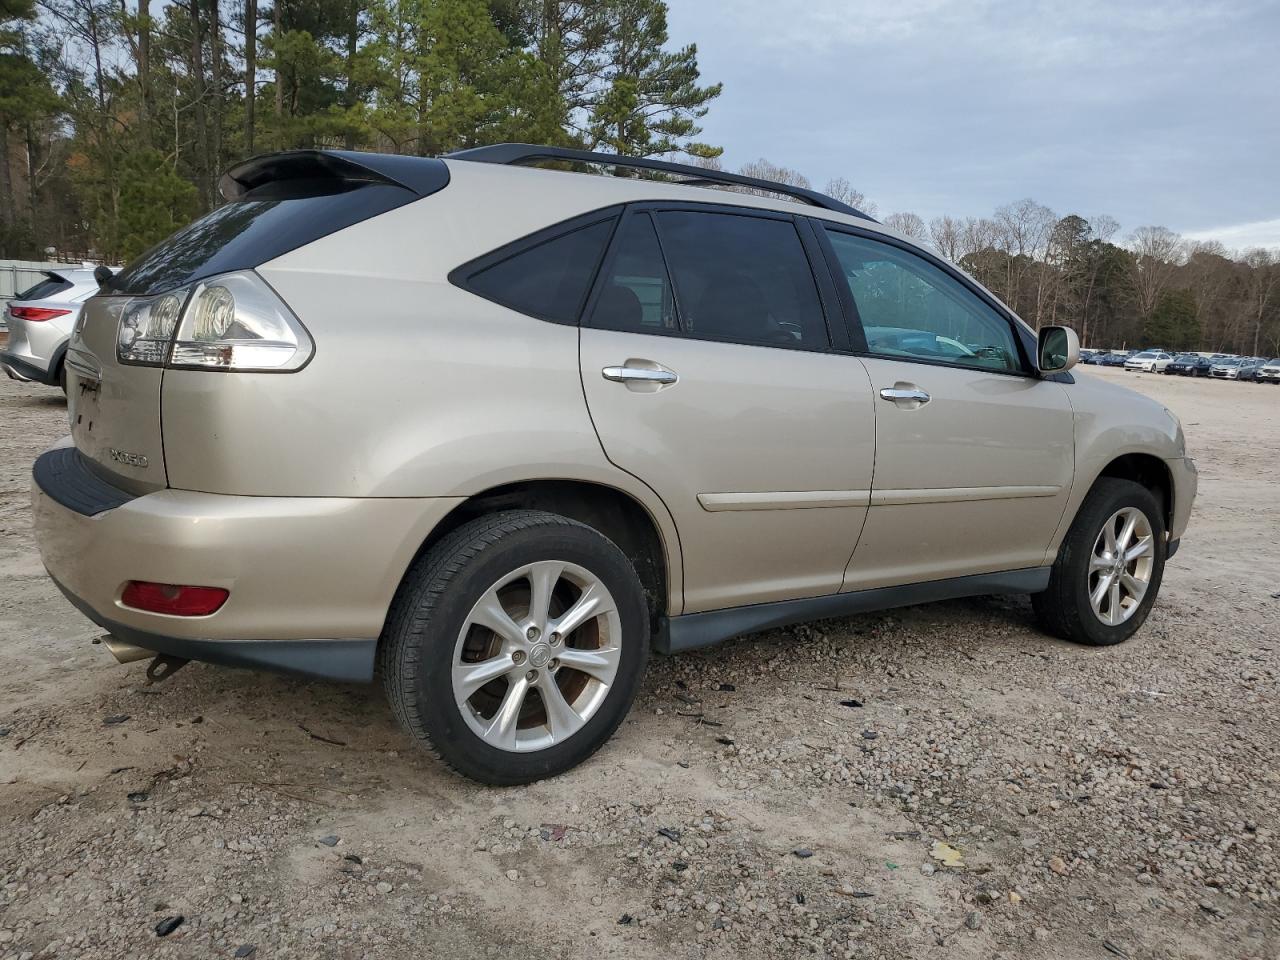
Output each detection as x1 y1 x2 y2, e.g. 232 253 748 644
15 274 73 301
111 181 425 295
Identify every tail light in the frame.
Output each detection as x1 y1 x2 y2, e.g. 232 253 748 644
121 581 229 616
9 306 72 322
115 270 312 371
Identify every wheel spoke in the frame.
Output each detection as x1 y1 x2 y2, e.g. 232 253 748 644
540 678 584 741
1120 571 1147 605
555 645 621 683
528 561 563 629
550 581 615 638
453 654 516 703
1090 572 1113 613
1117 512 1138 551
1103 519 1118 555
470 588 525 646
1089 553 1112 572
1108 578 1123 625
483 676 530 749
1125 536 1154 563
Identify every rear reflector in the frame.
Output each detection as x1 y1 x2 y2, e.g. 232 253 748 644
121 581 229 616
9 306 72 322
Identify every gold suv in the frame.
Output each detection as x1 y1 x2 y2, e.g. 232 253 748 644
32 145 1197 783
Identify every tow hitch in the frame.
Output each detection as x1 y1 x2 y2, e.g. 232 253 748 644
96 635 190 683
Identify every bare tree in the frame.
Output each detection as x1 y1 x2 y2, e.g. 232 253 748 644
824 176 876 217
929 215 965 261
1241 248 1280 356
883 211 927 242
738 158 810 188
1128 225 1185 323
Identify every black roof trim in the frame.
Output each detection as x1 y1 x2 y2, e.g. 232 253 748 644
446 143 876 221
220 150 450 201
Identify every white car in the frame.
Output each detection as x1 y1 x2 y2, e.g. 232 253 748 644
1124 351 1173 373
1258 358 1280 383
2 268 112 390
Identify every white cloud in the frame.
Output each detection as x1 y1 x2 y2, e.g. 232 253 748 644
1183 218 1280 252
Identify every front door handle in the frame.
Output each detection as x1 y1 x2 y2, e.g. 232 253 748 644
879 385 931 404
602 364 678 385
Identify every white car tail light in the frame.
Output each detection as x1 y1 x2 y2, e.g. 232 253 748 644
116 270 312 371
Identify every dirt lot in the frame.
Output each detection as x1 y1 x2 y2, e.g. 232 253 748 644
1 364 1277 960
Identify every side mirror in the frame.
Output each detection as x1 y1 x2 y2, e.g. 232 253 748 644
1038 325 1080 373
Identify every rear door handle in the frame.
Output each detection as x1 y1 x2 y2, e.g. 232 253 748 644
602 364 678 385
879 386 930 404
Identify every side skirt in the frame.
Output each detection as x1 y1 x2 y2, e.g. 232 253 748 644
654 567 1052 655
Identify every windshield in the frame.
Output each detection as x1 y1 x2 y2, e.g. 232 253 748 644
1132 352 1156 359
1216 358 1240 366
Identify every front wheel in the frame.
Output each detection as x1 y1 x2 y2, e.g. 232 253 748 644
1032 478 1166 646
380 510 649 785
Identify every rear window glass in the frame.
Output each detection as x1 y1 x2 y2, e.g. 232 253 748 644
111 182 424 295
463 219 617 323
15 275 73 301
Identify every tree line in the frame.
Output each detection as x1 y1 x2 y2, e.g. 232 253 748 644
2 0 1276 355
1 0 722 259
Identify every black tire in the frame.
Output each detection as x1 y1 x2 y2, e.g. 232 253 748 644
57 362 67 394
1032 478 1166 646
379 510 649 785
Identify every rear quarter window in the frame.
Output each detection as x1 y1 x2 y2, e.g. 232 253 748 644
451 212 619 324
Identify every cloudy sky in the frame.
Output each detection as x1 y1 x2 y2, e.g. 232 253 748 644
664 0 1280 249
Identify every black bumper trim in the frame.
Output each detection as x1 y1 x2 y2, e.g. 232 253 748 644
54 577 377 683
2 350 56 384
1166 538 1180 559
33 447 139 517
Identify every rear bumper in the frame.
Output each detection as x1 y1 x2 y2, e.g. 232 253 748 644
54 579 378 682
2 350 53 384
32 443 464 680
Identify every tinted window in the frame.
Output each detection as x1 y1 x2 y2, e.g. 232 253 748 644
655 211 828 349
825 230 1022 373
16 275 73 301
590 212 677 333
112 181 432 295
466 219 615 323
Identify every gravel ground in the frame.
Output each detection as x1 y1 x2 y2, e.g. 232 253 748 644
1 363 1277 960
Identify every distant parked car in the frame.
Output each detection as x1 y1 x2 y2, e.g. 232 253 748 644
1258 358 1280 383
2 268 112 391
1124 351 1173 373
1165 354 1210 376
1209 357 1261 381
1078 348 1098 363
1094 352 1129 367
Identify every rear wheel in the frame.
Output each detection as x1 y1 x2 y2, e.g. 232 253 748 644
1032 478 1166 646
380 510 649 785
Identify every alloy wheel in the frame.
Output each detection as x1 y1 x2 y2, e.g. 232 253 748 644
1087 507 1155 626
452 560 622 753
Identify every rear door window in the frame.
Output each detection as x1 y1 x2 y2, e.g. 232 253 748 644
589 212 678 333
461 217 617 324
654 211 829 349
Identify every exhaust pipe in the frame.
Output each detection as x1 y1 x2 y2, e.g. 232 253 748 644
99 635 156 664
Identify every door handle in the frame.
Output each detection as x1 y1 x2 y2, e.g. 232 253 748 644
879 386 930 404
602 364 678 385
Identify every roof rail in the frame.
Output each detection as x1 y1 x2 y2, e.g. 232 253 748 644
445 143 874 220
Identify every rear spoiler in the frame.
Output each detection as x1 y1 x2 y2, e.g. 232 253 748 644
220 150 450 202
